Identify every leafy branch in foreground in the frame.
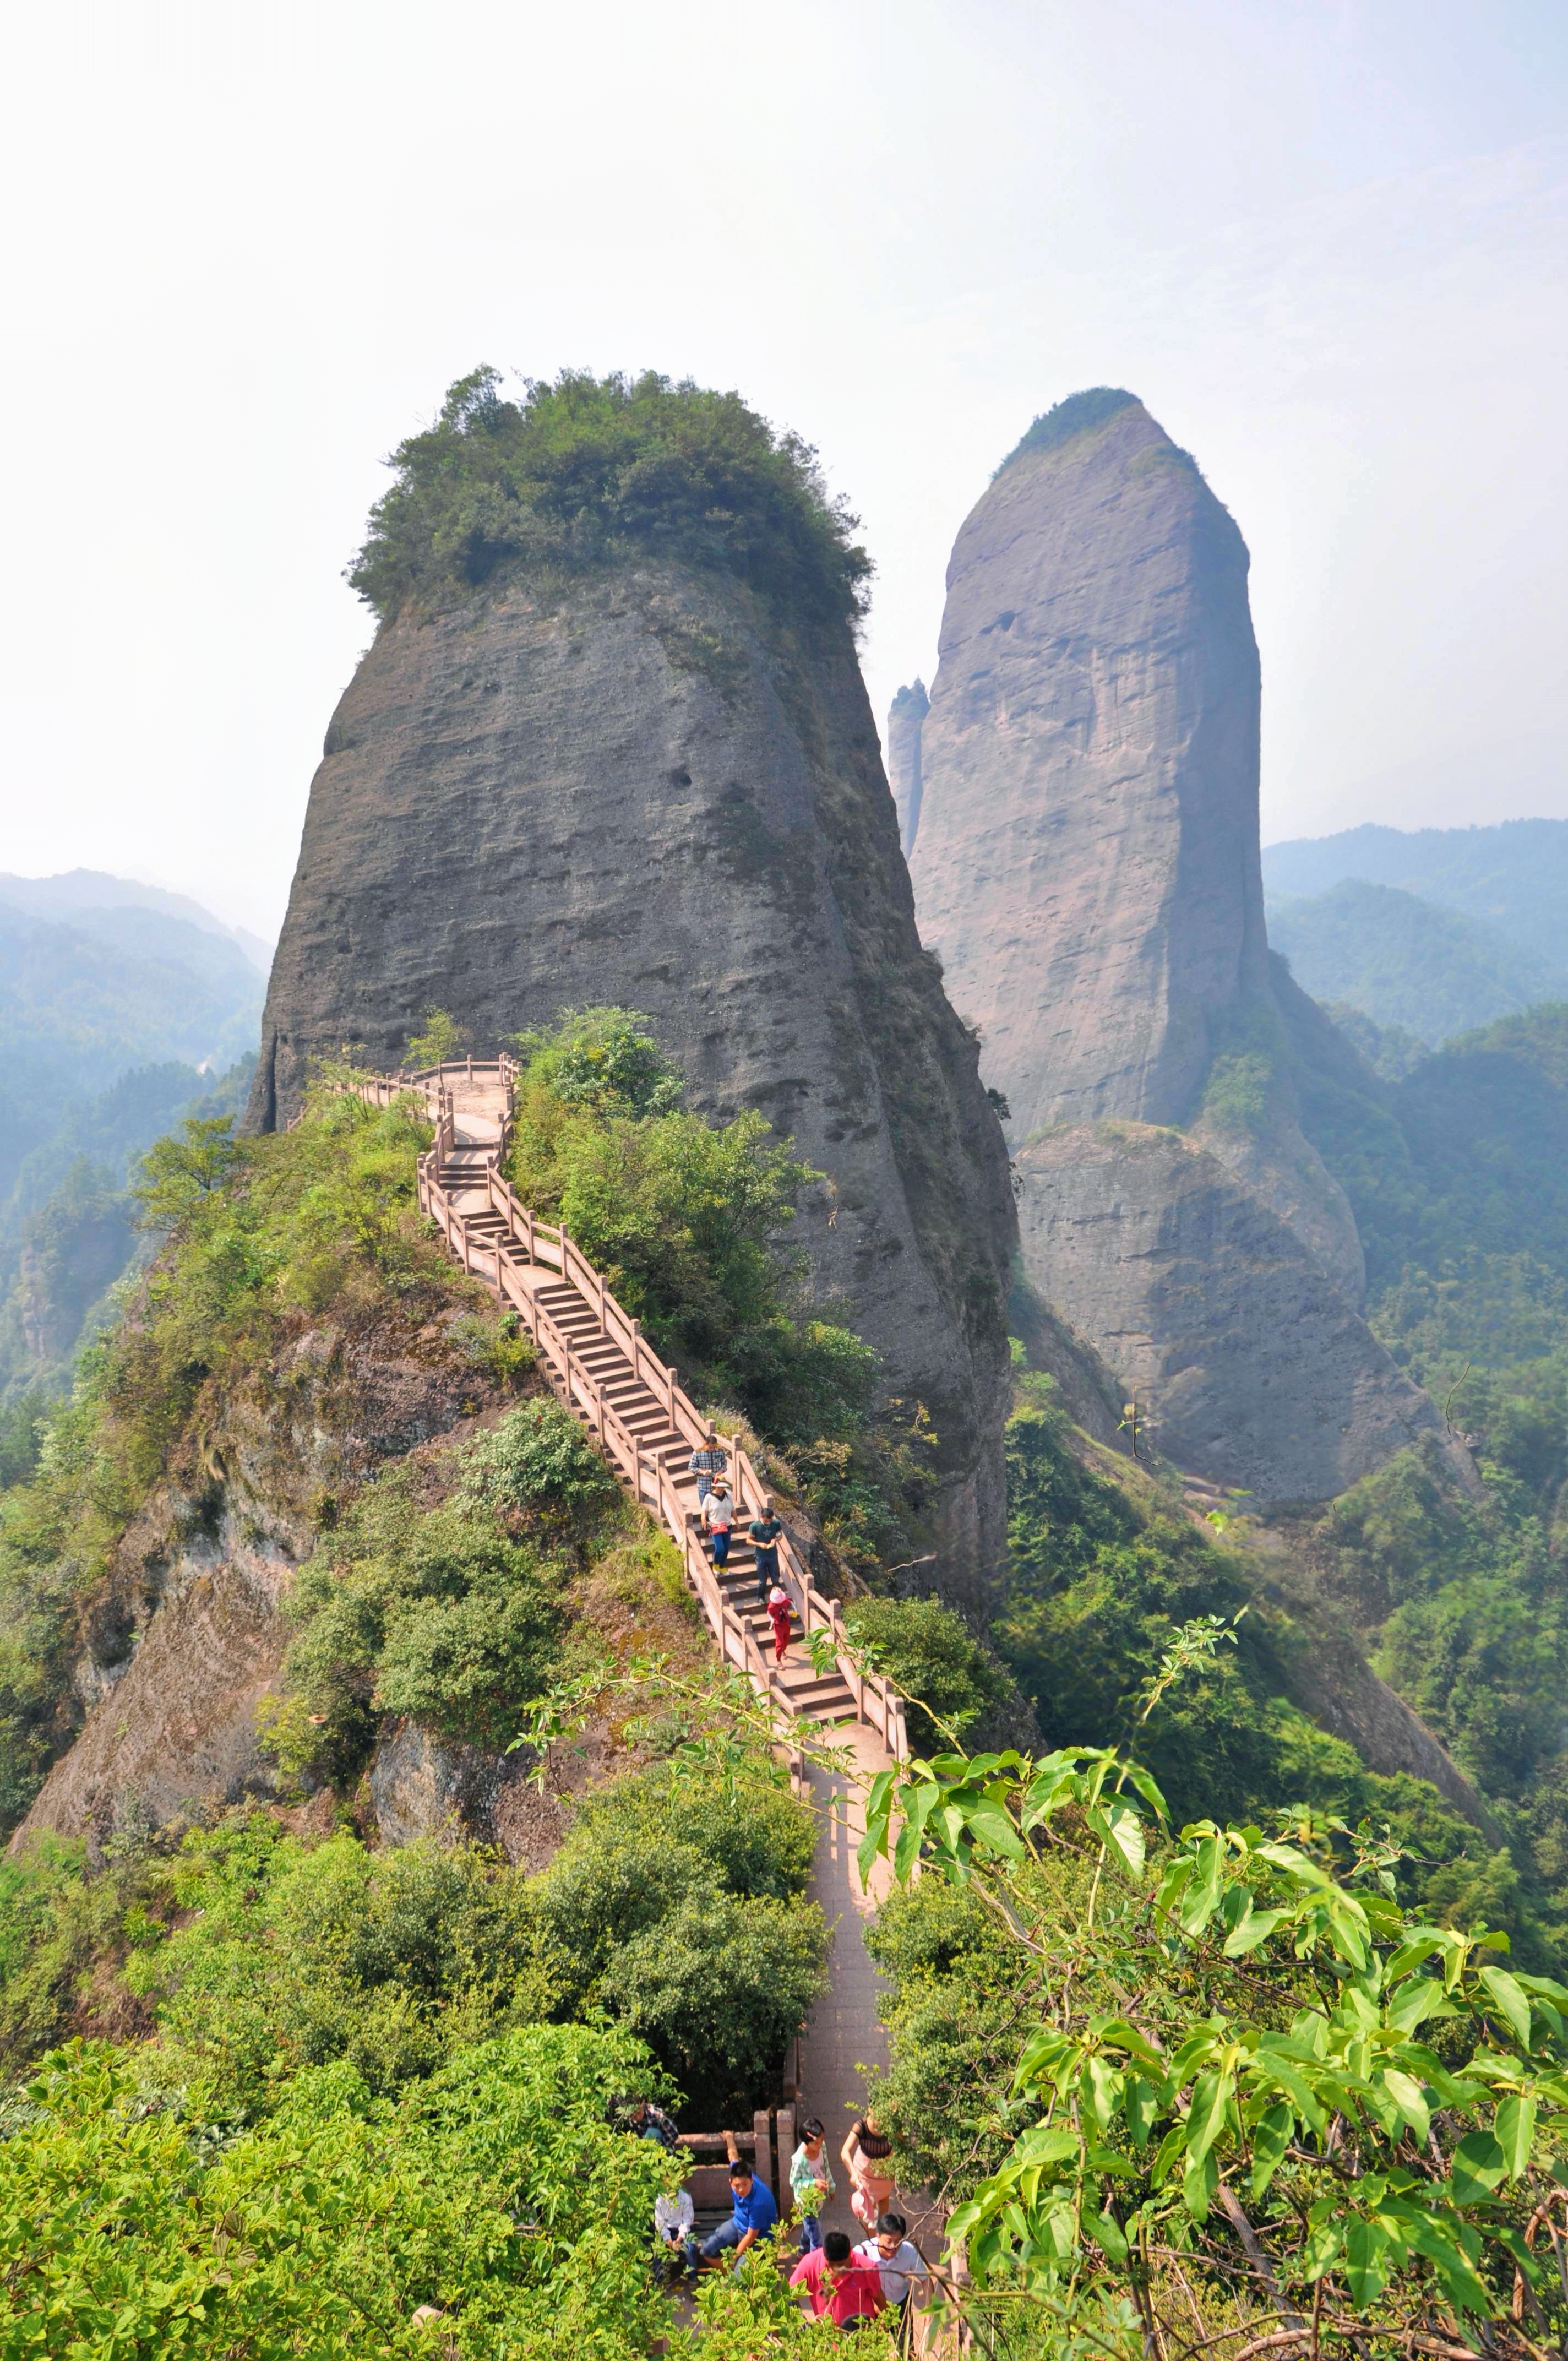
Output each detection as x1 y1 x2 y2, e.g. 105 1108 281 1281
857 1625 1568 2361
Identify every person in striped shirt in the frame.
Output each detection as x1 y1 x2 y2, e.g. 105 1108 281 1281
688 1426 728 1502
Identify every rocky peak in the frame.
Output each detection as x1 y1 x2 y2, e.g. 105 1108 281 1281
911 389 1272 1138
886 677 928 857
903 389 1460 1503
247 374 1023 1603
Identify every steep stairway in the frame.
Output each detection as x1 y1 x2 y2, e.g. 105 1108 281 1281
357 1060 908 1760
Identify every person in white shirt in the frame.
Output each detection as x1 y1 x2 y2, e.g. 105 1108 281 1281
653 2185 695 2281
854 2211 927 2309
703 1482 735 1566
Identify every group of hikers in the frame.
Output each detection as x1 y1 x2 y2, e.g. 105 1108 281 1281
688 1428 792 1663
634 2099 925 2335
649 1440 917 2331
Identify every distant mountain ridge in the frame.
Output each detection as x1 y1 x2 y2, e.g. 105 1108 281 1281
0 871 269 1400
0 869 273 976
1268 878 1568 1047
1262 818 1568 967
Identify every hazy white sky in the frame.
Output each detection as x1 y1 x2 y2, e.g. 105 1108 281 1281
2 0 1564 938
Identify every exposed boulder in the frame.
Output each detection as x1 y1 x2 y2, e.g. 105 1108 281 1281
1014 1123 1466 1506
251 553 1017 1602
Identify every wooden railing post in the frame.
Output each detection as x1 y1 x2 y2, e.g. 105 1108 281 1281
667 1364 678 1427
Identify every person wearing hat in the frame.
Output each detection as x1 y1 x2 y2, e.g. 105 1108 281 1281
703 1480 735 1566
767 1584 792 1664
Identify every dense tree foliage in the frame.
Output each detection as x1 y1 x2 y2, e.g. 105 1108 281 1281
996 1367 1532 1947
503 1007 930 1573
1 1745 826 2120
1 2025 678 2358
350 367 873 633
862 1712 1568 2361
1271 880 1562 1048
844 1593 1016 1753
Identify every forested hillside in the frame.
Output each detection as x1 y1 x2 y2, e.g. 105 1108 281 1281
1269 878 1567 1045
1264 815 1568 966
8 1002 1568 2352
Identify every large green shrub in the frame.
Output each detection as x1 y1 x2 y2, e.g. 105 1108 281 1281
456 1396 619 1538
282 1481 568 1774
350 367 873 633
0 2026 674 2359
532 1759 826 2121
844 1595 1013 1752
117 1815 548 2103
503 1007 887 1460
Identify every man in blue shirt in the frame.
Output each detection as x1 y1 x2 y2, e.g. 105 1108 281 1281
685 2133 778 2278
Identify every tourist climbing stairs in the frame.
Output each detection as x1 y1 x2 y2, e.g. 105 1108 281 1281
354 1059 908 1764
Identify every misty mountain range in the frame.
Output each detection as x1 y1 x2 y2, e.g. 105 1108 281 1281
0 871 271 1402
1263 816 1568 1049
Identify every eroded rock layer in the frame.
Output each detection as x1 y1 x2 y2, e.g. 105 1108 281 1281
1015 1124 1459 1505
249 570 1017 1603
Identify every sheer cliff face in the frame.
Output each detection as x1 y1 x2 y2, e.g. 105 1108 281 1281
249 569 1017 1604
908 395 1271 1136
900 392 1450 1504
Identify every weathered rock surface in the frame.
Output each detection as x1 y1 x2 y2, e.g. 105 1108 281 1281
902 389 1358 1280
11 1305 493 1852
249 567 1019 1604
886 678 927 857
908 393 1272 1133
891 389 1454 1497
1014 1124 1468 1505
18 1525 292 1846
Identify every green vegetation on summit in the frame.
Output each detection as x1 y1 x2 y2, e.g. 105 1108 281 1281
994 386 1139 474
350 366 873 631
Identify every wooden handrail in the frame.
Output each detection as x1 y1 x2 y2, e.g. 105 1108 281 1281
389 1069 905 1763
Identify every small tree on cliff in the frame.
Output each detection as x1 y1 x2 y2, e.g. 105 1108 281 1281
403 1007 472 1069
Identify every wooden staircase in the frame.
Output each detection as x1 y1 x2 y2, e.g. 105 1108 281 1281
356 1060 908 1762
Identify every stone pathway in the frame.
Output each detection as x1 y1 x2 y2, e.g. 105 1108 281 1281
796 1724 942 2257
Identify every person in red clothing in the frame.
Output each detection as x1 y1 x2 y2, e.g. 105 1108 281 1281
767 1584 792 1665
789 2229 885 2329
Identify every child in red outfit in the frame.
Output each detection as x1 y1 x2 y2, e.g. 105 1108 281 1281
789 2231 885 2327
767 1584 792 1664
